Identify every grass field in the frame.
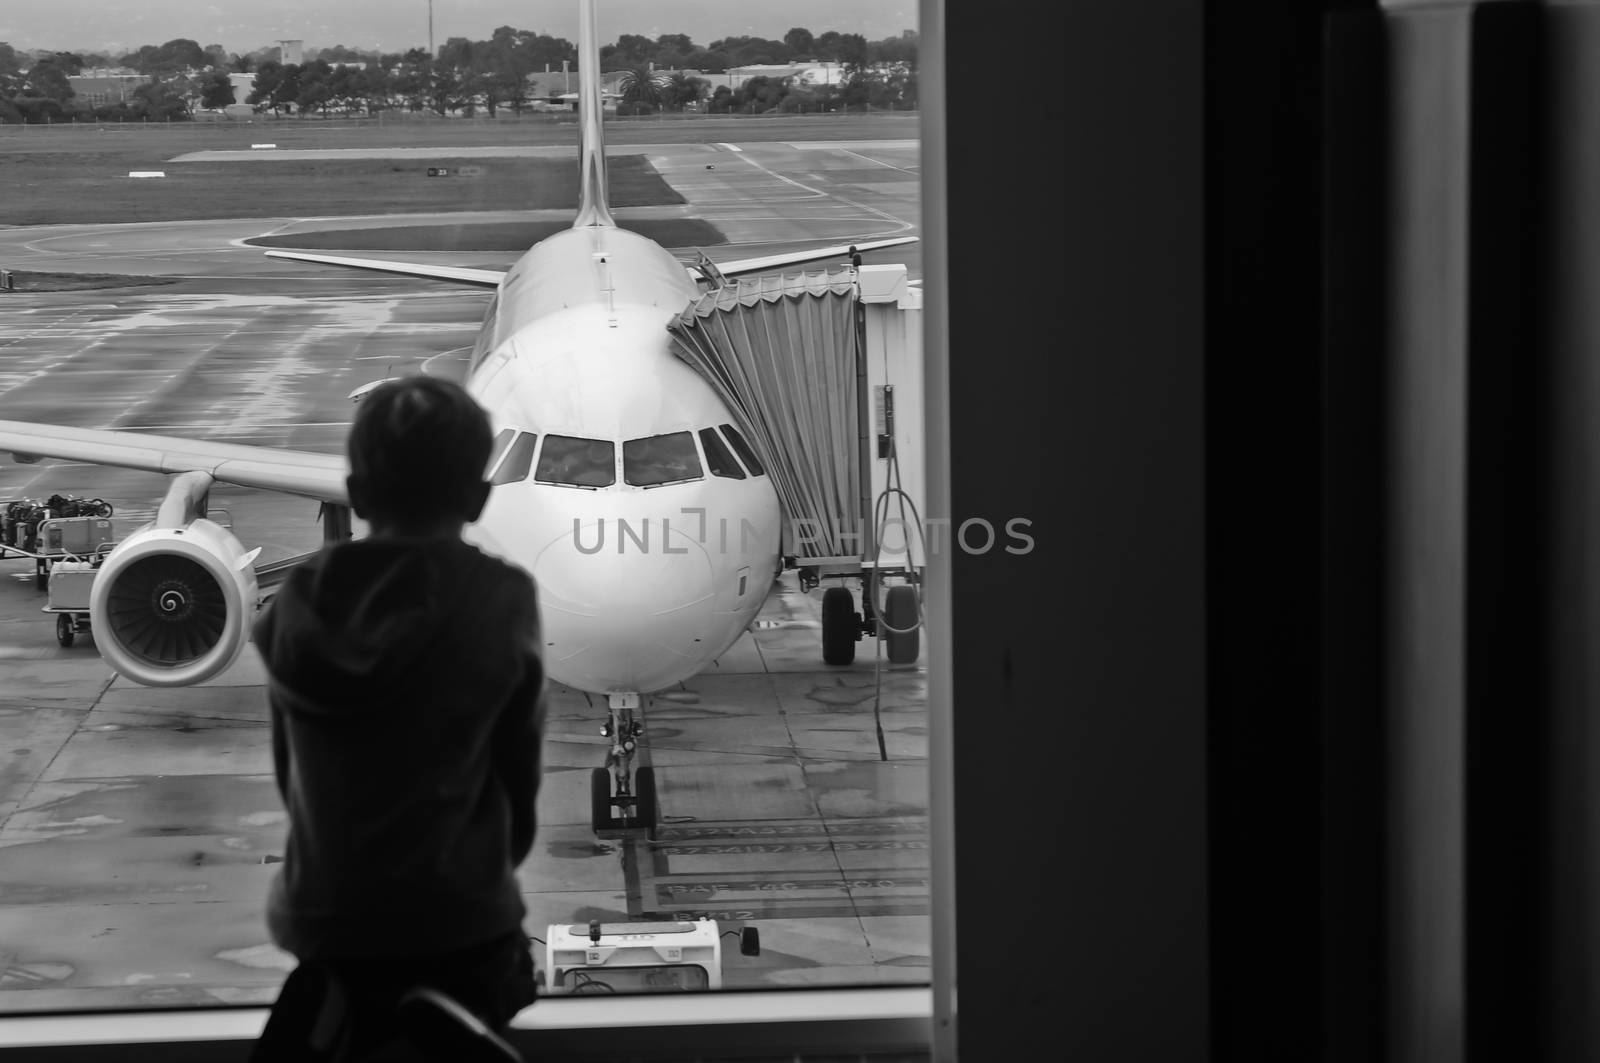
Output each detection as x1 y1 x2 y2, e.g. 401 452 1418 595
0 111 916 155
0 154 683 226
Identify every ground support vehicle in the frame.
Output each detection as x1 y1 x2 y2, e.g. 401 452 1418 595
2 499 117 590
43 558 99 647
539 918 760 995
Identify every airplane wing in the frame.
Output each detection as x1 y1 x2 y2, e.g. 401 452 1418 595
264 239 915 289
0 421 348 504
263 250 506 288
691 236 919 281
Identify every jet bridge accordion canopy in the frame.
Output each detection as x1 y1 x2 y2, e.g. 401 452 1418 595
667 269 866 561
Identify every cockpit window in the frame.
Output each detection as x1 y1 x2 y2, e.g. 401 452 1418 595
490 431 538 486
536 434 617 488
624 431 705 487
698 428 746 480
720 424 765 476
485 428 516 476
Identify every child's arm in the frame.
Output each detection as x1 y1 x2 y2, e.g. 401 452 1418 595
493 584 547 867
270 701 291 807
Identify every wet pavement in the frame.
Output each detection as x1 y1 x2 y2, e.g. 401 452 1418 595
0 569 928 1012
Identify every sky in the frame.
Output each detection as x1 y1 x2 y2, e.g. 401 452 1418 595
0 1 919 58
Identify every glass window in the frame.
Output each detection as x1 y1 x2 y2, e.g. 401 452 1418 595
535 434 617 488
485 427 516 476
624 431 704 487
698 427 746 479
490 431 538 486
0 0 932 1045
720 424 765 476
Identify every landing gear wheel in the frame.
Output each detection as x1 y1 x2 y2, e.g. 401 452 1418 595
56 613 74 648
590 767 613 832
822 586 857 665
633 766 658 837
35 560 47 592
884 585 920 664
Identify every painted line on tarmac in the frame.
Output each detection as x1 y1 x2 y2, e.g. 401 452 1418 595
726 152 828 199
622 817 931 923
716 142 744 153
834 147 920 176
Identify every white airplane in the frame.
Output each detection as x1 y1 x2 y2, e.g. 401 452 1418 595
0 0 914 834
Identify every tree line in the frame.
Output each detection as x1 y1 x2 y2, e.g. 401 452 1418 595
0 26 918 124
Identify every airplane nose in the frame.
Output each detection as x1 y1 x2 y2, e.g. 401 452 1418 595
534 517 716 690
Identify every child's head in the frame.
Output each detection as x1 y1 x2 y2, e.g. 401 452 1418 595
345 376 493 535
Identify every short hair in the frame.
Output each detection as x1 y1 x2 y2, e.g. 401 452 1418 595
347 376 493 522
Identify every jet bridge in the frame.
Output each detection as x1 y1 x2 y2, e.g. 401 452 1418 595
666 263 925 665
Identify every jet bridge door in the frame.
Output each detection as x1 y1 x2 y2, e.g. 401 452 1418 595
667 269 869 562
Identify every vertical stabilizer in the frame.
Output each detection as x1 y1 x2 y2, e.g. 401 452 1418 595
573 0 615 228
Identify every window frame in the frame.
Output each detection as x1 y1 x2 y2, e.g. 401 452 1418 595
0 0 1161 1057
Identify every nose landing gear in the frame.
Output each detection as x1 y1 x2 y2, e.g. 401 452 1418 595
591 693 658 838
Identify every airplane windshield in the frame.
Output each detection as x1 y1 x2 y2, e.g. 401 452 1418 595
624 431 705 487
698 427 746 479
719 424 766 476
536 434 617 488
490 431 539 486
485 428 516 476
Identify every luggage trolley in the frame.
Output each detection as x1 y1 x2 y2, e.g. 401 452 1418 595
2 499 116 591
33 508 228 646
43 555 105 647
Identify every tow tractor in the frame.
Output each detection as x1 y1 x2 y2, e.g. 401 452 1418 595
538 918 760 995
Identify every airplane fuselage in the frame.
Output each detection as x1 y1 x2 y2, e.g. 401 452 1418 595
462 225 783 694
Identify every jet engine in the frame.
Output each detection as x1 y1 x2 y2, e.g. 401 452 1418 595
88 472 260 687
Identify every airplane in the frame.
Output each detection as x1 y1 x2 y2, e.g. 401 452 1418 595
0 0 916 835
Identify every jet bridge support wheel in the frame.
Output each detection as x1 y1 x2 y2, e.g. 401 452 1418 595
822 586 859 665
884 585 920 664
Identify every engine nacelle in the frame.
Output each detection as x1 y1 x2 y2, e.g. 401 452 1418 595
89 518 260 687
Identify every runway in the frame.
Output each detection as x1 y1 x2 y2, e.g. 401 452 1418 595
0 131 927 1010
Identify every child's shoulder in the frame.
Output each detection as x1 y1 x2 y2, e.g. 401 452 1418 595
453 540 536 595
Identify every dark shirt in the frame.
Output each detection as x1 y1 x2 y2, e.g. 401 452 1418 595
253 537 546 959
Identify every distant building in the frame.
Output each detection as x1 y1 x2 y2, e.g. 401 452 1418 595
66 73 147 107
228 73 255 106
524 70 627 101
703 62 846 92
277 39 303 66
